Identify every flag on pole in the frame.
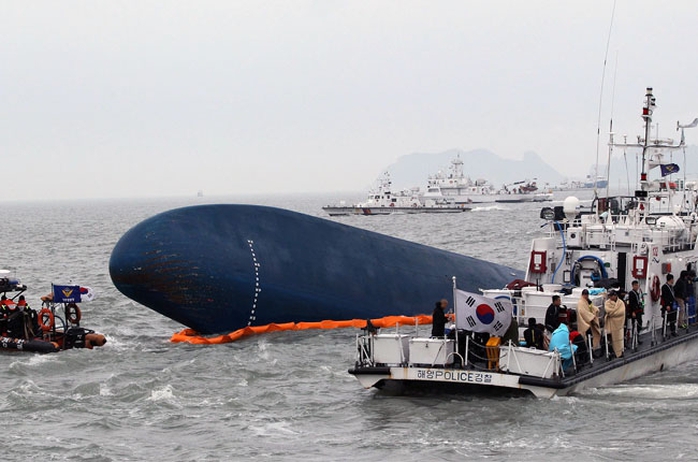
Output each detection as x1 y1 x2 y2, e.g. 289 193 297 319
52 284 82 303
79 286 96 302
660 163 680 176
454 289 513 336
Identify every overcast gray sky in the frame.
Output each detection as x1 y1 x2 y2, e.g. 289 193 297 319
3 1 698 201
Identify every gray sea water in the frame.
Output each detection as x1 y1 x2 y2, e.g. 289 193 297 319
2 192 698 461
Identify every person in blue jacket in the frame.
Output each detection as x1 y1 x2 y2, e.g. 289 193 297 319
549 320 578 371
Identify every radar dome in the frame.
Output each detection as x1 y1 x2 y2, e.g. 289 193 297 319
563 196 580 221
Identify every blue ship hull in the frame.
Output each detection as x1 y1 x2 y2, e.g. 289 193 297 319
109 205 523 335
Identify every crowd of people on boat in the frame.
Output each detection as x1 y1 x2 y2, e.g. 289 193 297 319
420 270 697 373
522 272 697 367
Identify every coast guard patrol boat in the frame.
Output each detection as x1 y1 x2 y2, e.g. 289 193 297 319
349 88 698 398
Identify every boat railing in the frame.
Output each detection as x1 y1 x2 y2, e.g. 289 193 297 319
446 350 465 367
575 213 695 252
554 347 568 378
355 332 375 367
356 327 569 379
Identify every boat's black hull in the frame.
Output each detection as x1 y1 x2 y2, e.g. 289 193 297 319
109 204 523 334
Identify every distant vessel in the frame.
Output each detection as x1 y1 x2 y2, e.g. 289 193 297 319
554 177 608 192
322 172 470 216
494 179 554 203
421 155 497 204
583 175 609 189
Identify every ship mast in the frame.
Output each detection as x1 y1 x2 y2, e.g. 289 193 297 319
635 87 656 219
639 87 656 189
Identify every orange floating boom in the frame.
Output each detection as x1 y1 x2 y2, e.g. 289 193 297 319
170 314 438 345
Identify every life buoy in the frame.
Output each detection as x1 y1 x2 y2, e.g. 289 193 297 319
38 308 55 332
650 275 661 302
66 304 82 325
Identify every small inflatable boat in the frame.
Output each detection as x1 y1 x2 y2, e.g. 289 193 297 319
1 280 106 354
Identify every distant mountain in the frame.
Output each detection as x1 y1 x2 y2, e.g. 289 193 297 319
384 148 566 191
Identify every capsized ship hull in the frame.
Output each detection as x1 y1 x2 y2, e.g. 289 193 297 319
109 204 522 335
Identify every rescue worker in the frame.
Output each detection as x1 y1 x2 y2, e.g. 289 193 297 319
662 274 678 336
545 295 563 334
674 271 688 328
17 295 38 339
0 295 8 335
686 270 696 324
431 299 448 338
627 280 645 338
523 317 544 350
3 298 23 338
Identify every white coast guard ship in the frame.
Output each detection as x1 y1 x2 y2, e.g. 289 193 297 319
323 172 469 216
349 88 698 398
421 155 498 205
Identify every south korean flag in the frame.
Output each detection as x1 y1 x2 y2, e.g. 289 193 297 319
454 289 513 336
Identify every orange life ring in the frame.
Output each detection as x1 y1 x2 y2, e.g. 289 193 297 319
38 308 55 332
66 304 82 324
650 275 661 302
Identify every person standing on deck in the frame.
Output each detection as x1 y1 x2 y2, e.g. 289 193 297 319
674 271 688 328
431 299 448 338
577 289 601 350
3 298 22 338
661 274 678 336
17 295 38 339
545 295 563 334
686 270 696 324
0 295 8 335
627 280 645 334
604 290 626 358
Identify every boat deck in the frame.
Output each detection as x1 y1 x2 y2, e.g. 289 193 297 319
349 324 698 398
526 325 698 391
